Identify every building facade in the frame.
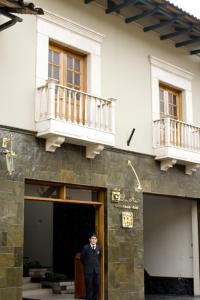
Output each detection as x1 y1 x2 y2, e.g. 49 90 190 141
1 1 200 300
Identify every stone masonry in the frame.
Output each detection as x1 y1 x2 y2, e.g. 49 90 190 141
0 128 200 300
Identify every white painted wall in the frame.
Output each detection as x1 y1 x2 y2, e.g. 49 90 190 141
143 194 193 278
0 15 36 130
1 0 200 155
24 201 53 268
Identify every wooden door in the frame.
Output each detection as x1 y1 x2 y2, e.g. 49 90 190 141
48 44 86 123
159 84 182 146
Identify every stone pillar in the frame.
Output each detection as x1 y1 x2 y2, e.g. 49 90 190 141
107 184 144 300
0 178 24 300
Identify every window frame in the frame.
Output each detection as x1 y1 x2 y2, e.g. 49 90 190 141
48 43 87 92
159 83 182 121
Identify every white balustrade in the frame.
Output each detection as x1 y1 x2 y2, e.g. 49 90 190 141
153 118 200 152
36 82 115 133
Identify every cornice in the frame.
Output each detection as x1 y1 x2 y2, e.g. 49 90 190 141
149 55 193 81
38 10 105 44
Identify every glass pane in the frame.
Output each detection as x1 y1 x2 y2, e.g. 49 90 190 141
25 184 59 198
67 70 73 84
160 101 164 113
48 65 52 78
168 92 173 104
66 188 98 202
173 94 177 105
75 59 80 71
53 51 60 65
159 89 164 101
74 73 80 86
48 49 52 62
169 105 173 116
173 106 177 118
53 66 60 81
67 55 73 69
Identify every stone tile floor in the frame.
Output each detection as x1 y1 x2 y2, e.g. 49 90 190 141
23 295 76 300
24 296 200 300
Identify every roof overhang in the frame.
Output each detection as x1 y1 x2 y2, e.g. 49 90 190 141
0 0 43 31
84 0 200 56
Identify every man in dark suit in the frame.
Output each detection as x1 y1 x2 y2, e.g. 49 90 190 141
80 233 101 300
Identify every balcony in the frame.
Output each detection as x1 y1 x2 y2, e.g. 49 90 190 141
35 81 115 158
153 118 200 175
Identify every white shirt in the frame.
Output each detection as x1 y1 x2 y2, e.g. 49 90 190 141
90 244 96 249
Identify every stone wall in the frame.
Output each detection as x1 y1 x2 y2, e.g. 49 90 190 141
0 128 200 300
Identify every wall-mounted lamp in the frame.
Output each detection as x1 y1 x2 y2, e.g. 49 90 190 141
128 160 142 192
0 134 16 175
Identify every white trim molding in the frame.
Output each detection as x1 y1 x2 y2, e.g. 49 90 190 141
40 10 105 43
149 56 193 81
149 55 193 123
36 11 105 96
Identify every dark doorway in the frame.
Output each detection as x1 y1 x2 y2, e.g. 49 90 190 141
53 203 96 279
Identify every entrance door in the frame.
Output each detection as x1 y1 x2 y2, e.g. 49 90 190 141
24 181 105 300
53 203 96 278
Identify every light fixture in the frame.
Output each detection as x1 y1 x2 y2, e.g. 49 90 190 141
128 160 142 192
0 134 16 175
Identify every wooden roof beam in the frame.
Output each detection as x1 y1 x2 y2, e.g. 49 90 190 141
190 49 200 55
84 0 95 3
176 36 200 48
106 0 138 14
160 26 193 40
125 6 160 23
0 0 22 8
1 6 42 14
0 18 16 31
0 8 22 22
144 17 177 32
0 0 43 15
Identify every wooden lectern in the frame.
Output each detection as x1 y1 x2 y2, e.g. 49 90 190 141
75 253 86 298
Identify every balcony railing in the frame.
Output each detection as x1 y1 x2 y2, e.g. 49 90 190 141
153 118 200 152
35 80 115 157
153 118 200 174
36 81 115 133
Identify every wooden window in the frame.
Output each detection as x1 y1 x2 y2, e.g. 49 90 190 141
48 44 86 91
159 84 182 121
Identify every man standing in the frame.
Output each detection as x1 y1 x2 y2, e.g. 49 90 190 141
80 233 101 300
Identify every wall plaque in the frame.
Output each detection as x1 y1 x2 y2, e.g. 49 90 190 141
122 211 133 228
111 188 121 202
111 188 139 210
